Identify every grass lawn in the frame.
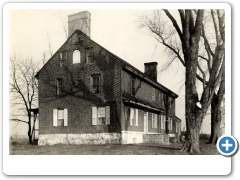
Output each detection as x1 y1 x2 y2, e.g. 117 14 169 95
10 140 220 155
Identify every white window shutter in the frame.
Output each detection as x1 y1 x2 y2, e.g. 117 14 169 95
152 114 154 128
92 107 97 125
64 108 68 126
105 106 110 125
135 109 138 126
155 114 157 128
130 108 133 126
53 109 58 126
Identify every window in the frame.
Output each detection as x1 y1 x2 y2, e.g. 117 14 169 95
176 122 178 133
169 96 172 109
53 109 68 127
131 78 135 96
130 108 138 126
56 79 63 96
86 47 94 63
151 113 158 129
161 114 166 129
152 88 155 102
91 75 101 94
73 50 81 64
160 92 165 105
168 117 173 131
92 106 110 125
60 51 67 67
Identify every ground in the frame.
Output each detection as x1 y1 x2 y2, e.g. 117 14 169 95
10 139 219 155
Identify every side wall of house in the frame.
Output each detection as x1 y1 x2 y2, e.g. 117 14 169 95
38 31 122 144
120 69 178 143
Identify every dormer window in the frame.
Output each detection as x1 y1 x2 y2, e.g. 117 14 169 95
73 50 81 64
86 47 94 63
60 51 67 67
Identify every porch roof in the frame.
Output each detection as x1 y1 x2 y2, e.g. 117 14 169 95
122 93 165 113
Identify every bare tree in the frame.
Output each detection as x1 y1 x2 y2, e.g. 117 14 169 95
138 9 225 154
9 55 39 144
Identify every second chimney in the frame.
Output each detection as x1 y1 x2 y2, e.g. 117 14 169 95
68 11 91 37
144 62 158 81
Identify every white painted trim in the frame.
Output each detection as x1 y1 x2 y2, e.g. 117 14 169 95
121 131 164 135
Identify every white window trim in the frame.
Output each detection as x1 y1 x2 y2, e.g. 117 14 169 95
53 108 68 127
92 106 110 125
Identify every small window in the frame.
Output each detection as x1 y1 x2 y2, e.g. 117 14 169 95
131 78 135 96
86 47 94 63
161 115 166 129
53 109 68 127
168 117 173 131
92 106 110 125
152 88 155 102
60 51 67 67
130 108 138 126
151 113 158 129
56 79 63 96
169 96 172 109
73 50 81 64
91 75 101 94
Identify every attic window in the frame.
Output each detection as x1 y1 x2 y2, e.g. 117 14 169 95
60 51 67 67
86 47 94 63
73 50 81 64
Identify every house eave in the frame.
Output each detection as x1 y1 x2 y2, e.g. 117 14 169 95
123 100 164 114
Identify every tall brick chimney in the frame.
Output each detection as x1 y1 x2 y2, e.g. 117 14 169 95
68 11 91 37
144 62 158 81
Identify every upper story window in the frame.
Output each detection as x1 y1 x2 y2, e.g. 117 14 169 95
152 88 155 102
86 47 94 63
131 78 135 96
169 96 172 109
73 50 81 64
56 79 63 96
91 75 101 94
60 51 67 67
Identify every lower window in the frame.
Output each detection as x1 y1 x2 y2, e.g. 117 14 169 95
53 109 68 127
92 106 110 125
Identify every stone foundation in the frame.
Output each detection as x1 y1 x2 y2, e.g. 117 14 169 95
38 133 121 145
121 131 144 144
143 134 169 145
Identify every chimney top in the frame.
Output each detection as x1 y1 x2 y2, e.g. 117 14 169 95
68 11 91 37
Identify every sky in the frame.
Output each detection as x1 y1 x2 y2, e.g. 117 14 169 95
9 9 213 136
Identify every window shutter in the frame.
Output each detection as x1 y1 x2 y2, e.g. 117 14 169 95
154 114 157 128
92 107 97 125
90 76 93 93
130 108 134 126
53 109 57 126
135 109 138 126
105 106 110 125
64 108 68 126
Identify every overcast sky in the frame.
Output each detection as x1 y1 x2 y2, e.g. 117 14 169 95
9 9 212 135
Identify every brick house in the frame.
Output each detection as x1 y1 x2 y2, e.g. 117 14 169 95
35 11 181 145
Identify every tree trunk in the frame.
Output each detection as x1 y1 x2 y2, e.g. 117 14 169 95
27 114 32 144
208 93 223 144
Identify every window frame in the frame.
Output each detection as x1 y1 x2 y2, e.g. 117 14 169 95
86 47 94 63
91 75 101 94
92 106 110 125
161 114 166 129
73 50 81 64
152 88 155 102
130 108 138 126
60 51 68 67
53 108 68 127
56 78 63 96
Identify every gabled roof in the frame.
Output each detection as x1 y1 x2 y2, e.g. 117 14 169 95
35 29 178 98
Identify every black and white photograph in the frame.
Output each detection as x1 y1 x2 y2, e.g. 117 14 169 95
3 2 233 176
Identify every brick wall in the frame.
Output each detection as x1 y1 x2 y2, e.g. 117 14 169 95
120 66 177 134
38 30 122 135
